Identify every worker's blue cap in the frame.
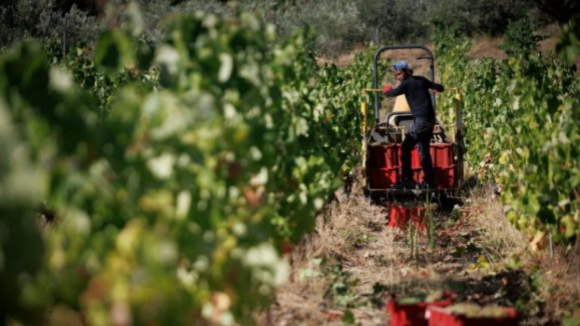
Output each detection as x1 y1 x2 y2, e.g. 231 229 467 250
392 60 409 71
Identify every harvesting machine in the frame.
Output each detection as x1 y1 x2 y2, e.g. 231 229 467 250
360 45 465 218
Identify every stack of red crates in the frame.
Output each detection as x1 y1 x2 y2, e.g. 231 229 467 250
368 143 455 190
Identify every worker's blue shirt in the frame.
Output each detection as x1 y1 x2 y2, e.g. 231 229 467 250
384 75 444 123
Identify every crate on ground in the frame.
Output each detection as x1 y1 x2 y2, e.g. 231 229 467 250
426 304 519 326
387 291 456 326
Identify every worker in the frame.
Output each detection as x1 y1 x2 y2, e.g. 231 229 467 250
383 60 444 190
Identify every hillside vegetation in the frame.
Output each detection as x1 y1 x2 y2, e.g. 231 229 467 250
2 0 579 57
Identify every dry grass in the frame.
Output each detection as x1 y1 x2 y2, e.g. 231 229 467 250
262 171 394 325
534 245 580 319
465 187 580 321
520 233 580 322
462 187 529 265
262 172 485 324
316 45 366 68
467 35 507 59
260 171 580 325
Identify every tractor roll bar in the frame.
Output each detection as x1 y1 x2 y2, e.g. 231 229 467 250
373 45 436 125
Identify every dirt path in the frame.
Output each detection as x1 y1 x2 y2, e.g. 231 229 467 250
261 168 578 325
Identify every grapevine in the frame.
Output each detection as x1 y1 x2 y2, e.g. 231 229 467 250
435 27 580 244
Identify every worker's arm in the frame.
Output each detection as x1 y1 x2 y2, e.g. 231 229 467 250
383 82 407 97
423 76 444 92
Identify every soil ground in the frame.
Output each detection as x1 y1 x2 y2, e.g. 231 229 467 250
260 167 580 325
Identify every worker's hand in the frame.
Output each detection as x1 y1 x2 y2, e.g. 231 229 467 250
383 85 393 94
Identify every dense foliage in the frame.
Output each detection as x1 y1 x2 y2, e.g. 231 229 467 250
0 8 387 324
435 24 580 244
499 17 546 58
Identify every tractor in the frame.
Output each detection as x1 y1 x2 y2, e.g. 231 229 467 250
360 45 465 228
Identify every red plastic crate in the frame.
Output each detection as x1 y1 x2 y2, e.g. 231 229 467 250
426 305 519 326
369 144 456 190
411 167 425 185
410 147 422 168
369 144 400 169
368 146 386 168
400 144 453 171
369 167 398 189
387 292 456 326
387 204 429 231
430 144 454 168
391 146 421 168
